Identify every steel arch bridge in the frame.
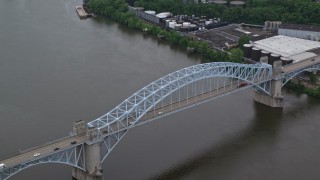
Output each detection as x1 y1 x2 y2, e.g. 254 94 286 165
1 61 320 180
88 62 273 162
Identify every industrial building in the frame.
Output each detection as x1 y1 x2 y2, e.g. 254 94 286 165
194 24 271 50
243 35 320 66
278 23 320 41
128 7 173 25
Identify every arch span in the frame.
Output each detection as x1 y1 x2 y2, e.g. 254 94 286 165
282 63 320 86
88 62 272 130
0 145 85 180
86 62 272 162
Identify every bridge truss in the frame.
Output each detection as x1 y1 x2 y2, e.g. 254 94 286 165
86 62 273 162
0 145 85 180
281 63 320 86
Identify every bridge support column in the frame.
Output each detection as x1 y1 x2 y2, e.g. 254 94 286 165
72 127 103 180
254 60 283 108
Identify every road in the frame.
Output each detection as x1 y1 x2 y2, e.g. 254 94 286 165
0 133 87 167
102 80 254 136
283 56 320 73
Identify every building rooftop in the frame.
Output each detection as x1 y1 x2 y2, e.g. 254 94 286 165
279 23 320 32
308 47 320 55
230 1 246 5
253 35 320 57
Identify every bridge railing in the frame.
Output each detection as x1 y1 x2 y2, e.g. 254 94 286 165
0 133 85 162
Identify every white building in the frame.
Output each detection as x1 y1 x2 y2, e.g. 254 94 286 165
278 23 320 41
246 35 320 64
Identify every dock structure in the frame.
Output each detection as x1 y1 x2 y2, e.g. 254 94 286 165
76 6 88 19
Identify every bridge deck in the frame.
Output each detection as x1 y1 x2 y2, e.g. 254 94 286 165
0 134 87 167
101 80 252 136
283 56 320 73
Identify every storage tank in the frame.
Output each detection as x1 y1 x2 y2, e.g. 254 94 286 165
165 19 171 27
169 22 176 29
251 47 261 61
144 10 156 15
180 26 189 32
270 54 280 65
176 20 183 24
269 22 274 31
260 56 269 64
280 57 293 65
230 1 246 6
183 22 191 27
192 20 199 24
205 20 213 25
261 50 270 59
197 22 205 26
213 0 227 5
243 44 252 58
264 21 270 30
272 21 279 31
175 24 182 30
156 12 171 18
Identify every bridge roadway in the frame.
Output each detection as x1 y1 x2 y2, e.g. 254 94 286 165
1 58 318 170
283 56 320 73
0 79 250 168
100 80 257 135
0 133 87 167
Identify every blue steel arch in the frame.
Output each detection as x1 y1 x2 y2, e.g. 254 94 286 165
86 62 273 162
282 63 320 86
88 62 272 130
0 145 85 180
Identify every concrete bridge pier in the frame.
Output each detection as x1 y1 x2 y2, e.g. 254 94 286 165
254 60 283 108
72 122 103 180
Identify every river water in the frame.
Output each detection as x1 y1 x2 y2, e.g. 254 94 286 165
1 0 320 180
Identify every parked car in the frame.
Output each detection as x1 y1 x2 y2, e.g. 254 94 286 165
237 82 247 88
70 141 77 145
54 148 60 151
33 153 40 157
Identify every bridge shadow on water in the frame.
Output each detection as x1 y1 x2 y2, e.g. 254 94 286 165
149 102 286 180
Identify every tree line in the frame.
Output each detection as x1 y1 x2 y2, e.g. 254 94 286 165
134 0 320 25
285 81 320 98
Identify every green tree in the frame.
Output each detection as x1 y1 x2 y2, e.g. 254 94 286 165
229 48 244 62
238 35 250 49
309 73 318 84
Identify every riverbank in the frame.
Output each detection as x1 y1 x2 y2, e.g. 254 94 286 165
86 0 235 63
285 80 320 98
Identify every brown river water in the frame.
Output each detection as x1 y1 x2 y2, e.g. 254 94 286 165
0 0 320 179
